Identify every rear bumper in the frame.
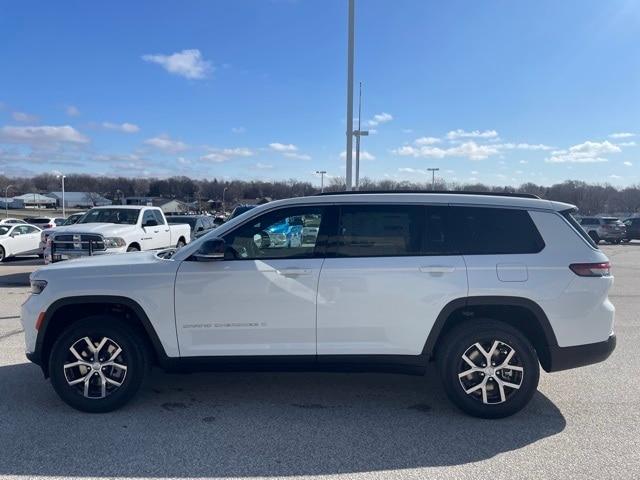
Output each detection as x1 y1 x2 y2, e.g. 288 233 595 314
546 334 616 372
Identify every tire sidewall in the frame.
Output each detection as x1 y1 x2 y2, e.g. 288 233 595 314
49 316 147 413
438 320 540 419
0 245 5 262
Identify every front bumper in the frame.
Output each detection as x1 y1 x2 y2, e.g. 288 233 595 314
546 334 616 372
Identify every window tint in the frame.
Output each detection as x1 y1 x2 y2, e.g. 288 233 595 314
335 205 423 257
151 210 165 225
142 210 156 226
25 225 39 234
223 206 325 260
449 206 544 255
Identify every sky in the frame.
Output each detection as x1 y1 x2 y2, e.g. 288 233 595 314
1 0 639 188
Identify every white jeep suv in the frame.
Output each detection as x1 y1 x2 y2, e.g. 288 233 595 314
21 192 616 418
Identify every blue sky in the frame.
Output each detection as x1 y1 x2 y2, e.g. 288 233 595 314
1 0 639 187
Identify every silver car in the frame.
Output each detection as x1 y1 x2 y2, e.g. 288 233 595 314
579 216 626 244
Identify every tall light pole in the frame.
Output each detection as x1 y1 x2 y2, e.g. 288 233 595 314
427 168 440 190
316 170 327 193
353 81 369 190
57 174 66 217
345 0 355 191
222 187 228 211
4 185 14 219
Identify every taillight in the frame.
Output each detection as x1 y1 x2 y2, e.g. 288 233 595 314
569 262 611 277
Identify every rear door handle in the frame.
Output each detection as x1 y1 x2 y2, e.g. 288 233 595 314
420 265 456 274
276 268 313 277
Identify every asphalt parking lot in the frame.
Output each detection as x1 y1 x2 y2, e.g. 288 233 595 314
0 246 639 480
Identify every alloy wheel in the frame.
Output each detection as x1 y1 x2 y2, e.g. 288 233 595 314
458 340 524 404
63 336 128 399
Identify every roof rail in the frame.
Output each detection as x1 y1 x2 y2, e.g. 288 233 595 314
316 190 540 199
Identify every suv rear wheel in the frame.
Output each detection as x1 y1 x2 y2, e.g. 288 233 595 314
438 319 540 418
49 316 149 413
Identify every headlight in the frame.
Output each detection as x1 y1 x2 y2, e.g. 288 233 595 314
104 237 126 248
30 279 47 295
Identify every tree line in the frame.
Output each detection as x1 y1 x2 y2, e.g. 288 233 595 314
2 173 640 215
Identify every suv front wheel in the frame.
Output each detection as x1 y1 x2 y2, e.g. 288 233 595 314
438 319 540 418
49 316 149 412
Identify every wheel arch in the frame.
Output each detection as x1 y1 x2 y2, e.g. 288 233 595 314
127 242 141 251
424 296 559 372
35 295 169 377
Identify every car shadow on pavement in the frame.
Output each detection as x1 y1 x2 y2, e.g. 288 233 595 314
0 363 566 477
0 272 31 287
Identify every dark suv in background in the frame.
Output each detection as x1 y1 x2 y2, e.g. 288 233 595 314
622 217 640 242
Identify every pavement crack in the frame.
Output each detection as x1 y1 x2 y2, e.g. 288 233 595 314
0 329 24 341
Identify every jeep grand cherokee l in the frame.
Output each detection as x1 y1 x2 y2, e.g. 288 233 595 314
21 192 615 418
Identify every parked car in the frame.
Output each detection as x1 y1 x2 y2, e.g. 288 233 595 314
0 218 27 225
22 192 615 418
0 223 42 261
46 206 191 263
39 212 87 255
26 217 66 230
167 215 216 241
578 216 626 244
622 217 640 242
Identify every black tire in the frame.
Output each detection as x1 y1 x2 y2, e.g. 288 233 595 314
438 319 540 419
0 246 5 262
588 231 600 244
126 245 140 252
176 239 186 249
48 315 149 413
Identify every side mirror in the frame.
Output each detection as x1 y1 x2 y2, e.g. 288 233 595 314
143 219 158 228
192 238 225 262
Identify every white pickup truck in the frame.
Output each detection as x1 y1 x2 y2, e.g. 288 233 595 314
46 206 190 263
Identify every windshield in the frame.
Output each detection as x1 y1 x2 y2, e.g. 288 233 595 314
0 226 10 236
29 218 52 224
603 218 619 224
78 208 141 225
63 214 83 225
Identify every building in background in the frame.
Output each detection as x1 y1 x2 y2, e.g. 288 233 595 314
48 191 112 208
0 197 25 209
13 193 57 208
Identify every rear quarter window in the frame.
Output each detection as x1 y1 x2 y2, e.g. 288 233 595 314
449 206 545 255
562 210 598 248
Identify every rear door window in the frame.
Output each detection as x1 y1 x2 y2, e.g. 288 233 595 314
335 205 423 257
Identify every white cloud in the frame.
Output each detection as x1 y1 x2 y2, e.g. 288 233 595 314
394 141 498 161
144 134 188 153
269 142 298 152
496 143 553 151
102 122 140 133
368 112 393 127
446 129 498 140
231 127 246 134
66 105 80 117
617 141 636 147
519 160 528 164
255 162 273 169
142 49 213 79
12 111 39 123
0 125 89 144
414 136 441 145
402 129 414 134
200 147 253 163
609 132 635 139
624 161 633 166
609 174 622 180
284 152 312 161
340 150 375 161
545 140 620 163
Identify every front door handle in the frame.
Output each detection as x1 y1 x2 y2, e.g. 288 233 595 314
276 268 313 277
420 265 456 274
